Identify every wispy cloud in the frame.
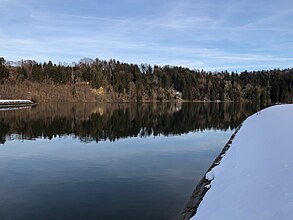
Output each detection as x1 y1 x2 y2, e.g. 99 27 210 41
0 0 292 71
30 10 219 31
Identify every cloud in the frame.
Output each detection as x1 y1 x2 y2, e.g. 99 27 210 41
0 0 292 72
30 10 220 31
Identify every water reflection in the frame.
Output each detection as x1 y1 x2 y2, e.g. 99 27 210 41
0 102 257 144
0 102 258 220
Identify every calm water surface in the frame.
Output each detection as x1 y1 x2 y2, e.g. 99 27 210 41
0 102 257 220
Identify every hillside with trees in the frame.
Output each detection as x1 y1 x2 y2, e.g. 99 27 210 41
0 57 292 103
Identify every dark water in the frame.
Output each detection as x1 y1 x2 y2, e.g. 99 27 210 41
0 102 257 220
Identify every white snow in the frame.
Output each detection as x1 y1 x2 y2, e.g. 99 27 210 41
192 104 293 220
0 99 33 104
204 184 211 189
205 170 215 181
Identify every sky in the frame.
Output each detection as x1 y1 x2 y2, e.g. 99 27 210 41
0 0 292 71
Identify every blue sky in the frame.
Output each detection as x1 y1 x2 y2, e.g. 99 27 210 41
0 0 292 71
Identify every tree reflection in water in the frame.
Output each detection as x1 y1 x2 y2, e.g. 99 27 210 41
0 102 259 144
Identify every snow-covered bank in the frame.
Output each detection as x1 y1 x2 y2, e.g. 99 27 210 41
0 99 35 107
191 104 293 220
0 100 34 104
0 100 35 109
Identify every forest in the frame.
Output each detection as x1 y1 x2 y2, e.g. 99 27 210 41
0 57 292 103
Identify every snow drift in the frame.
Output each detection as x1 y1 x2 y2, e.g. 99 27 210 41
192 104 293 220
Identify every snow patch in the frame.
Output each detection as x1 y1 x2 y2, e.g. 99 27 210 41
204 184 211 189
0 100 33 104
205 170 215 181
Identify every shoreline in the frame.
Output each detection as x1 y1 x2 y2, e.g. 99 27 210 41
4 100 242 104
184 104 293 220
180 125 243 220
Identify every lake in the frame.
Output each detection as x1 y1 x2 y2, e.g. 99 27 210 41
0 102 257 220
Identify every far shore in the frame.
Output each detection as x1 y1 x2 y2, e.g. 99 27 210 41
5 99 245 104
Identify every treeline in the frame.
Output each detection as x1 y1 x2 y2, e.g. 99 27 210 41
1 57 292 103
0 102 258 144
